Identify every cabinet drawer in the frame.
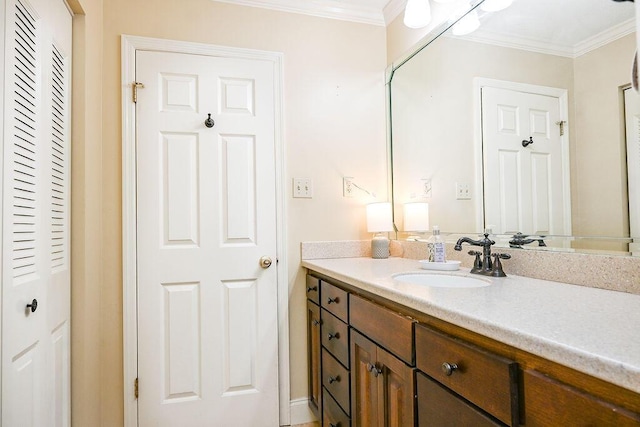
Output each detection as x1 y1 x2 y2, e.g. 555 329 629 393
322 349 350 415
322 309 349 368
306 275 320 305
321 281 348 322
415 324 519 426
323 388 351 427
417 372 503 427
350 294 414 365
523 370 640 426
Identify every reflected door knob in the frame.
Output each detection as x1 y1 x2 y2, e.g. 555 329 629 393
259 256 272 269
26 299 38 313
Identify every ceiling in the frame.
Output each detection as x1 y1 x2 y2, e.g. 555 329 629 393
211 0 636 55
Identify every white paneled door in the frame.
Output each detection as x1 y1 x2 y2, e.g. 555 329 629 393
1 0 72 425
135 51 280 426
624 87 640 255
482 86 570 236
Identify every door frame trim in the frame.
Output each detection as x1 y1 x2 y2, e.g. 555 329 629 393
473 77 572 235
121 35 289 427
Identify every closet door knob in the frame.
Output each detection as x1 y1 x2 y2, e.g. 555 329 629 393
26 299 38 313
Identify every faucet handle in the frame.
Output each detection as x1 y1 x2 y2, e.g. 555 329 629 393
468 250 483 273
490 253 511 277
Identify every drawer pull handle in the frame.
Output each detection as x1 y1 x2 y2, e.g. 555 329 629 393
328 332 340 340
441 362 458 376
312 319 320 326
366 363 382 377
328 375 340 384
327 296 339 304
329 423 341 427
306 286 318 292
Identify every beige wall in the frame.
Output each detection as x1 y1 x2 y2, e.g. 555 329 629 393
573 33 635 242
71 0 387 424
70 0 104 426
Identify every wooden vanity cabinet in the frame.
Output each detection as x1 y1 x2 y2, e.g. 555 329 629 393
349 294 416 427
307 271 640 427
306 276 322 417
350 330 415 427
522 369 640 426
415 324 519 426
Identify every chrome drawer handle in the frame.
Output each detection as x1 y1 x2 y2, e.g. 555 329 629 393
307 285 318 292
441 362 458 376
327 296 339 304
327 332 340 341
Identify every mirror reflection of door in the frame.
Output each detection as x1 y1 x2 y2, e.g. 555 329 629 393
481 82 571 237
624 87 640 256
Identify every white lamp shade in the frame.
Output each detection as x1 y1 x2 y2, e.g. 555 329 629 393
480 0 513 12
403 0 431 29
366 202 394 233
403 202 429 232
451 9 480 35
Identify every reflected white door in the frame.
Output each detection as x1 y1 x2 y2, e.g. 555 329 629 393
1 0 72 425
136 51 279 426
624 87 640 255
482 86 570 236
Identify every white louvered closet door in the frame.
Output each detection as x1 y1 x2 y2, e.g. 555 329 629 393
1 0 72 426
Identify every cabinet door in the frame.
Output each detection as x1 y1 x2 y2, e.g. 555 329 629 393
307 300 322 416
351 330 380 427
351 330 416 427
417 372 502 427
377 346 415 427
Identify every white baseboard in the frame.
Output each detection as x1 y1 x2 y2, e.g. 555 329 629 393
288 398 318 425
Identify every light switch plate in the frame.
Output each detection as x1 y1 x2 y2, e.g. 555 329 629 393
456 182 471 200
293 178 313 198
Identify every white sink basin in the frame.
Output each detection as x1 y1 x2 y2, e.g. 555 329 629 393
393 273 490 288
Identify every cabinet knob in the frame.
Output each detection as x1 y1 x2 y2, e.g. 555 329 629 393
366 362 382 377
327 332 340 341
441 362 458 376
328 375 340 384
327 296 339 304
329 423 341 427
306 285 318 292
312 319 320 327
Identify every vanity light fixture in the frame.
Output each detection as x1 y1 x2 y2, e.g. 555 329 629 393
451 8 480 35
480 0 513 12
367 202 394 259
403 202 429 241
403 0 431 29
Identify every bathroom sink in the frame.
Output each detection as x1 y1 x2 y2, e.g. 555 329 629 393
393 273 490 288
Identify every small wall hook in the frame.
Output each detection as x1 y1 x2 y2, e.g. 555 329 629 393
522 136 533 147
204 113 215 128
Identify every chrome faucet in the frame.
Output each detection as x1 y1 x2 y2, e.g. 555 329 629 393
455 233 511 277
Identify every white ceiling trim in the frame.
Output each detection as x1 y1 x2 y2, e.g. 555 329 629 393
383 0 406 26
211 0 387 26
455 17 636 59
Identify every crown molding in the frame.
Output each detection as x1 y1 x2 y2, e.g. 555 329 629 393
211 0 387 26
383 0 406 26
455 17 636 59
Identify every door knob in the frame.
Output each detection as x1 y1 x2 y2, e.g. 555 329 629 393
259 256 272 269
26 299 38 313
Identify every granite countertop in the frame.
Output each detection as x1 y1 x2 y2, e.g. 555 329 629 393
301 256 640 394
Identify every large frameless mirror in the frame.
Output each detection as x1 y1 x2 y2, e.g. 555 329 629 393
389 0 639 255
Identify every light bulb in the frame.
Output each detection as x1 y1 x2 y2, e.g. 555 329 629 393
480 0 513 12
404 0 431 29
451 9 480 35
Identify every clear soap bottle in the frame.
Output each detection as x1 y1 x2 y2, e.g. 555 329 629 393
427 225 446 263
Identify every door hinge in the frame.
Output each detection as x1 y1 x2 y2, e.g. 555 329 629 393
133 82 144 103
134 377 139 399
556 120 567 136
